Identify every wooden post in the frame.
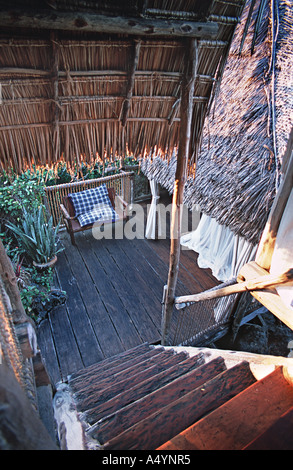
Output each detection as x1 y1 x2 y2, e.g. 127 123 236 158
51 32 60 163
120 39 141 127
255 127 293 270
161 38 198 345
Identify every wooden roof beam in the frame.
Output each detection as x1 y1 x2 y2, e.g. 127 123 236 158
120 40 141 127
0 9 218 38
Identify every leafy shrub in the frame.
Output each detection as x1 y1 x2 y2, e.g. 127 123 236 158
0 169 45 224
19 266 66 324
6 205 63 264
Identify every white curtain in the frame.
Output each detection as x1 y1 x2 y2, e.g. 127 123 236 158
181 214 257 281
145 179 162 239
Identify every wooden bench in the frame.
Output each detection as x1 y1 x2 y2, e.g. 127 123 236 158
60 187 128 245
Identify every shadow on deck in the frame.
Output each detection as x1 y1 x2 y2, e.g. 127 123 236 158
37 205 218 385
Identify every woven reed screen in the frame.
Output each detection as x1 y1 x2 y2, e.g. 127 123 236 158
45 171 134 227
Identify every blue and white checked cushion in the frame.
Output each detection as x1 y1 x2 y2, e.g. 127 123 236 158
68 184 119 227
68 184 110 215
77 203 119 227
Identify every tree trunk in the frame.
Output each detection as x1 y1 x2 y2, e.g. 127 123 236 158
0 239 30 324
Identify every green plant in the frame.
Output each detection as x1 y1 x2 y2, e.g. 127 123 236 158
6 205 63 264
0 170 45 221
20 267 66 324
123 156 138 167
20 283 45 322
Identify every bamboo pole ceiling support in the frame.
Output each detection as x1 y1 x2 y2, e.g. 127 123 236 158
161 38 198 346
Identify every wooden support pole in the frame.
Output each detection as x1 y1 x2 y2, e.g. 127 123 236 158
161 38 198 345
120 40 141 127
51 32 60 163
255 127 293 270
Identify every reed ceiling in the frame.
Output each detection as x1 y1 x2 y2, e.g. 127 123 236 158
0 0 244 172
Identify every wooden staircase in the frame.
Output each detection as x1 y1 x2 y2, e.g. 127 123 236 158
53 342 293 450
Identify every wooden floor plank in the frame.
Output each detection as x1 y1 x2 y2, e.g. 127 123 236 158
180 248 219 290
150 237 218 294
74 234 142 350
56 251 104 367
108 237 166 303
60 236 125 359
37 318 61 385
99 238 163 327
47 305 84 380
84 234 161 341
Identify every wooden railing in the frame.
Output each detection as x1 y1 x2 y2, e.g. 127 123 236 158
44 171 134 227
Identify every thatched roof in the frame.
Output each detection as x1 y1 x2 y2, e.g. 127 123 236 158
141 0 293 245
0 0 244 173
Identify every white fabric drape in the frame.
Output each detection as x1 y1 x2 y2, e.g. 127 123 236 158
270 188 293 310
145 179 162 239
181 214 257 281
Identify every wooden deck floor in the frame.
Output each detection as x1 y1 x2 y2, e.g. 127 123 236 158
37 203 218 385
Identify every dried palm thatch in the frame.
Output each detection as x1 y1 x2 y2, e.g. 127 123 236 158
0 0 244 176
141 0 293 246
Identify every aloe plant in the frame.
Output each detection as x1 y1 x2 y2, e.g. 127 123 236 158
6 205 63 264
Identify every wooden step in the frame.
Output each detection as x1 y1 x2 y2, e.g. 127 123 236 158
83 352 205 424
158 366 293 451
74 350 191 422
68 342 152 382
70 346 167 395
103 361 255 450
243 406 293 450
88 356 226 445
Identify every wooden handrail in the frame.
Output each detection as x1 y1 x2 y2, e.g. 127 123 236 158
175 266 293 310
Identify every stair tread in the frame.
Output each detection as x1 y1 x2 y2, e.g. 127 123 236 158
158 366 293 451
74 350 189 414
84 353 205 425
69 342 152 382
70 347 167 394
88 356 226 445
243 406 293 450
103 360 255 450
